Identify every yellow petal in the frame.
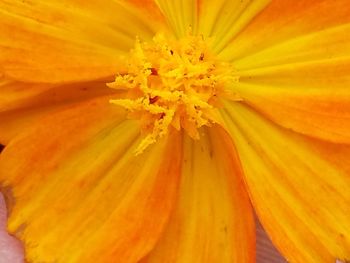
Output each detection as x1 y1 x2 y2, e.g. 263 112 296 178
198 0 271 53
233 56 350 143
0 0 163 83
0 80 116 144
0 98 182 263
222 101 350 262
220 0 350 62
154 0 199 37
143 127 255 263
234 23 350 70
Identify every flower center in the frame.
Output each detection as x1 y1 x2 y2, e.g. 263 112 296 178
108 33 239 154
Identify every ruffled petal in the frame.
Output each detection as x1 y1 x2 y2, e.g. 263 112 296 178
222 101 350 262
0 79 116 144
143 127 255 263
0 98 182 263
220 0 350 61
0 0 165 83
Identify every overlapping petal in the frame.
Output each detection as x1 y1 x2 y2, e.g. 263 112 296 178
0 0 166 83
0 77 116 144
122 0 167 25
233 24 350 70
0 97 182 263
153 0 199 37
223 1 350 144
0 77 52 112
233 57 350 143
222 101 350 263
0 0 348 262
220 0 350 61
198 0 270 53
143 128 255 263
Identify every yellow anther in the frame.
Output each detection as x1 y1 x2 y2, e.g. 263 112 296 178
108 32 239 154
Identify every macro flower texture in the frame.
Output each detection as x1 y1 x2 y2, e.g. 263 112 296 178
0 0 350 262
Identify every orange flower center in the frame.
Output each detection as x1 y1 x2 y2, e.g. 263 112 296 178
108 33 239 154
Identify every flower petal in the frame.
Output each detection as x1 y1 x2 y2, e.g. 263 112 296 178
234 23 350 70
198 0 271 53
0 98 182 262
0 0 162 83
154 0 199 37
228 17 350 145
143 128 255 263
0 77 53 112
222 102 350 262
220 0 350 61
233 56 350 143
0 79 116 144
124 0 167 26
0 77 115 112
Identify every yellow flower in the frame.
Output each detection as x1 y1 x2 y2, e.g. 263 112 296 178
0 0 350 262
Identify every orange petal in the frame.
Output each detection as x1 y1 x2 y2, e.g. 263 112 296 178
227 14 350 144
124 0 168 27
0 79 116 144
222 101 350 262
233 56 350 143
0 0 163 83
0 77 53 112
0 96 182 262
143 128 255 263
0 77 115 112
220 0 350 61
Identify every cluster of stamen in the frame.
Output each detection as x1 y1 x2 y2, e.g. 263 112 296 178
108 33 239 154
